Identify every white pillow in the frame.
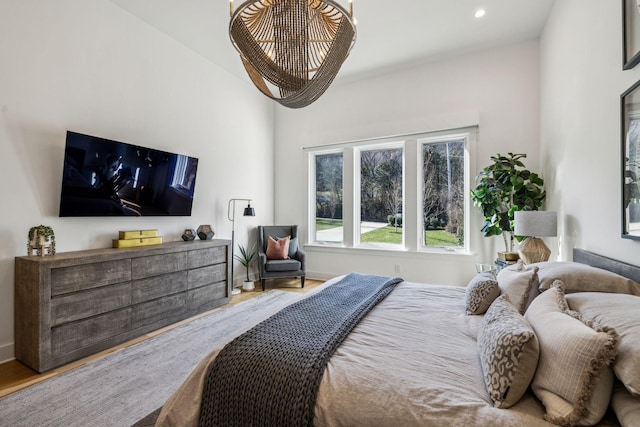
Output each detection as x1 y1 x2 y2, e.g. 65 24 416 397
567 292 640 397
524 281 619 426
533 261 640 295
497 261 539 314
612 383 640 427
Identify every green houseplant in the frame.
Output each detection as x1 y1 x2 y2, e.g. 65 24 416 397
471 153 545 255
27 225 56 256
235 243 256 291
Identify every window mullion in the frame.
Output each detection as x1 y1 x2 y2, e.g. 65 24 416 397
404 139 419 252
344 147 356 247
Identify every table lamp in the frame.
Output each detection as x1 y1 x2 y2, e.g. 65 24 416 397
514 211 557 265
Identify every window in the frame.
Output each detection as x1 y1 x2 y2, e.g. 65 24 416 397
359 145 403 248
421 138 465 249
313 152 343 243
308 127 473 252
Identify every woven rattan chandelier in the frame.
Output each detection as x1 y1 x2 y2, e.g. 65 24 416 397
229 0 357 108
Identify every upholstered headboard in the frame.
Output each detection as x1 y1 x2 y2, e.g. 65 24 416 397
573 248 640 283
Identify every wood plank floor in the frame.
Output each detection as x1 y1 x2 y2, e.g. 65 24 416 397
0 278 323 398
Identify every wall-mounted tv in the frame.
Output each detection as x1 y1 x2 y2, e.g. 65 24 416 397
59 131 198 217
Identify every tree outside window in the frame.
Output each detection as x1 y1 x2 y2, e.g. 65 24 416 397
422 139 465 248
360 147 403 246
314 152 343 243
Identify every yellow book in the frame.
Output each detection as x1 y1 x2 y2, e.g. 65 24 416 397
112 236 163 248
118 229 159 240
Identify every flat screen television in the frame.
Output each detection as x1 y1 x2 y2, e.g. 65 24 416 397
59 131 199 217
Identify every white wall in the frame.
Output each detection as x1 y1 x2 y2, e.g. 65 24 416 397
0 0 274 362
540 0 640 264
274 40 542 286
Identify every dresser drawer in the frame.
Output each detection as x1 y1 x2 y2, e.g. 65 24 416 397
132 252 188 280
51 308 131 356
131 271 188 304
187 281 227 312
51 260 131 296
188 264 227 289
131 293 188 329
188 246 226 269
51 282 131 326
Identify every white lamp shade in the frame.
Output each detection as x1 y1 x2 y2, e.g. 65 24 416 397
514 211 557 237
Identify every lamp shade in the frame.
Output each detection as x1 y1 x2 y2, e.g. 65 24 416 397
243 205 255 216
514 211 557 237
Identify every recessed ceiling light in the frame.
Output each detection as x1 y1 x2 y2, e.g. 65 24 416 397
475 9 486 18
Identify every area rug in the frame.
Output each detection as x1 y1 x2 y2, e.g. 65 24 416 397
0 290 303 427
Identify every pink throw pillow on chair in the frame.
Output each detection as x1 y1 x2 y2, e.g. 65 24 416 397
266 236 290 260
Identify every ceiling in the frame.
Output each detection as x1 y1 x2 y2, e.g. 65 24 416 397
109 0 556 83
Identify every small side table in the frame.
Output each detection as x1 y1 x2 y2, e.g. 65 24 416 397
475 263 497 274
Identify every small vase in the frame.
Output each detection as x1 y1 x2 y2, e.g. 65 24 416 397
242 280 255 291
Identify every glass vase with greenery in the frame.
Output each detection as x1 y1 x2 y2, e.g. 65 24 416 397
471 153 545 254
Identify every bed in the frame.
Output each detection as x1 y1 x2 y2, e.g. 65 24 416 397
150 249 640 427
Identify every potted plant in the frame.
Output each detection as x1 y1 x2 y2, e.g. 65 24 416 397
27 225 56 256
235 243 256 291
471 153 545 258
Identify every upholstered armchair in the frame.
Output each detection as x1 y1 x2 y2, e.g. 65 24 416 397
257 225 305 291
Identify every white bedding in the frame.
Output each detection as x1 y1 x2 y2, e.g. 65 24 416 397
155 279 558 426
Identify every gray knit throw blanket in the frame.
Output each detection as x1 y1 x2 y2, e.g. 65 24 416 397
198 273 402 427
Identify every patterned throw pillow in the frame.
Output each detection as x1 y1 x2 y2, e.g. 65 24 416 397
465 271 500 315
525 281 619 426
477 294 540 408
266 236 290 260
497 261 540 314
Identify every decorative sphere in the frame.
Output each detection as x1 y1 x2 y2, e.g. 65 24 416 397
197 224 215 240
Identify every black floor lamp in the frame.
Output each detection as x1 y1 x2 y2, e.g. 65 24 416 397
227 198 255 295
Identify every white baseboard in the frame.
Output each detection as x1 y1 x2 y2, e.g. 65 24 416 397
0 342 15 364
231 272 260 287
231 272 336 287
305 271 339 281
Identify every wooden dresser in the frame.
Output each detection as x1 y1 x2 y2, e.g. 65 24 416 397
14 239 231 372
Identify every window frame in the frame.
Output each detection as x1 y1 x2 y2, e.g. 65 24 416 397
309 148 345 245
306 127 475 254
418 132 472 253
355 141 405 249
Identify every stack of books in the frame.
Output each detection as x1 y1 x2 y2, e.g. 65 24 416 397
495 252 519 271
112 229 162 248
494 258 518 271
